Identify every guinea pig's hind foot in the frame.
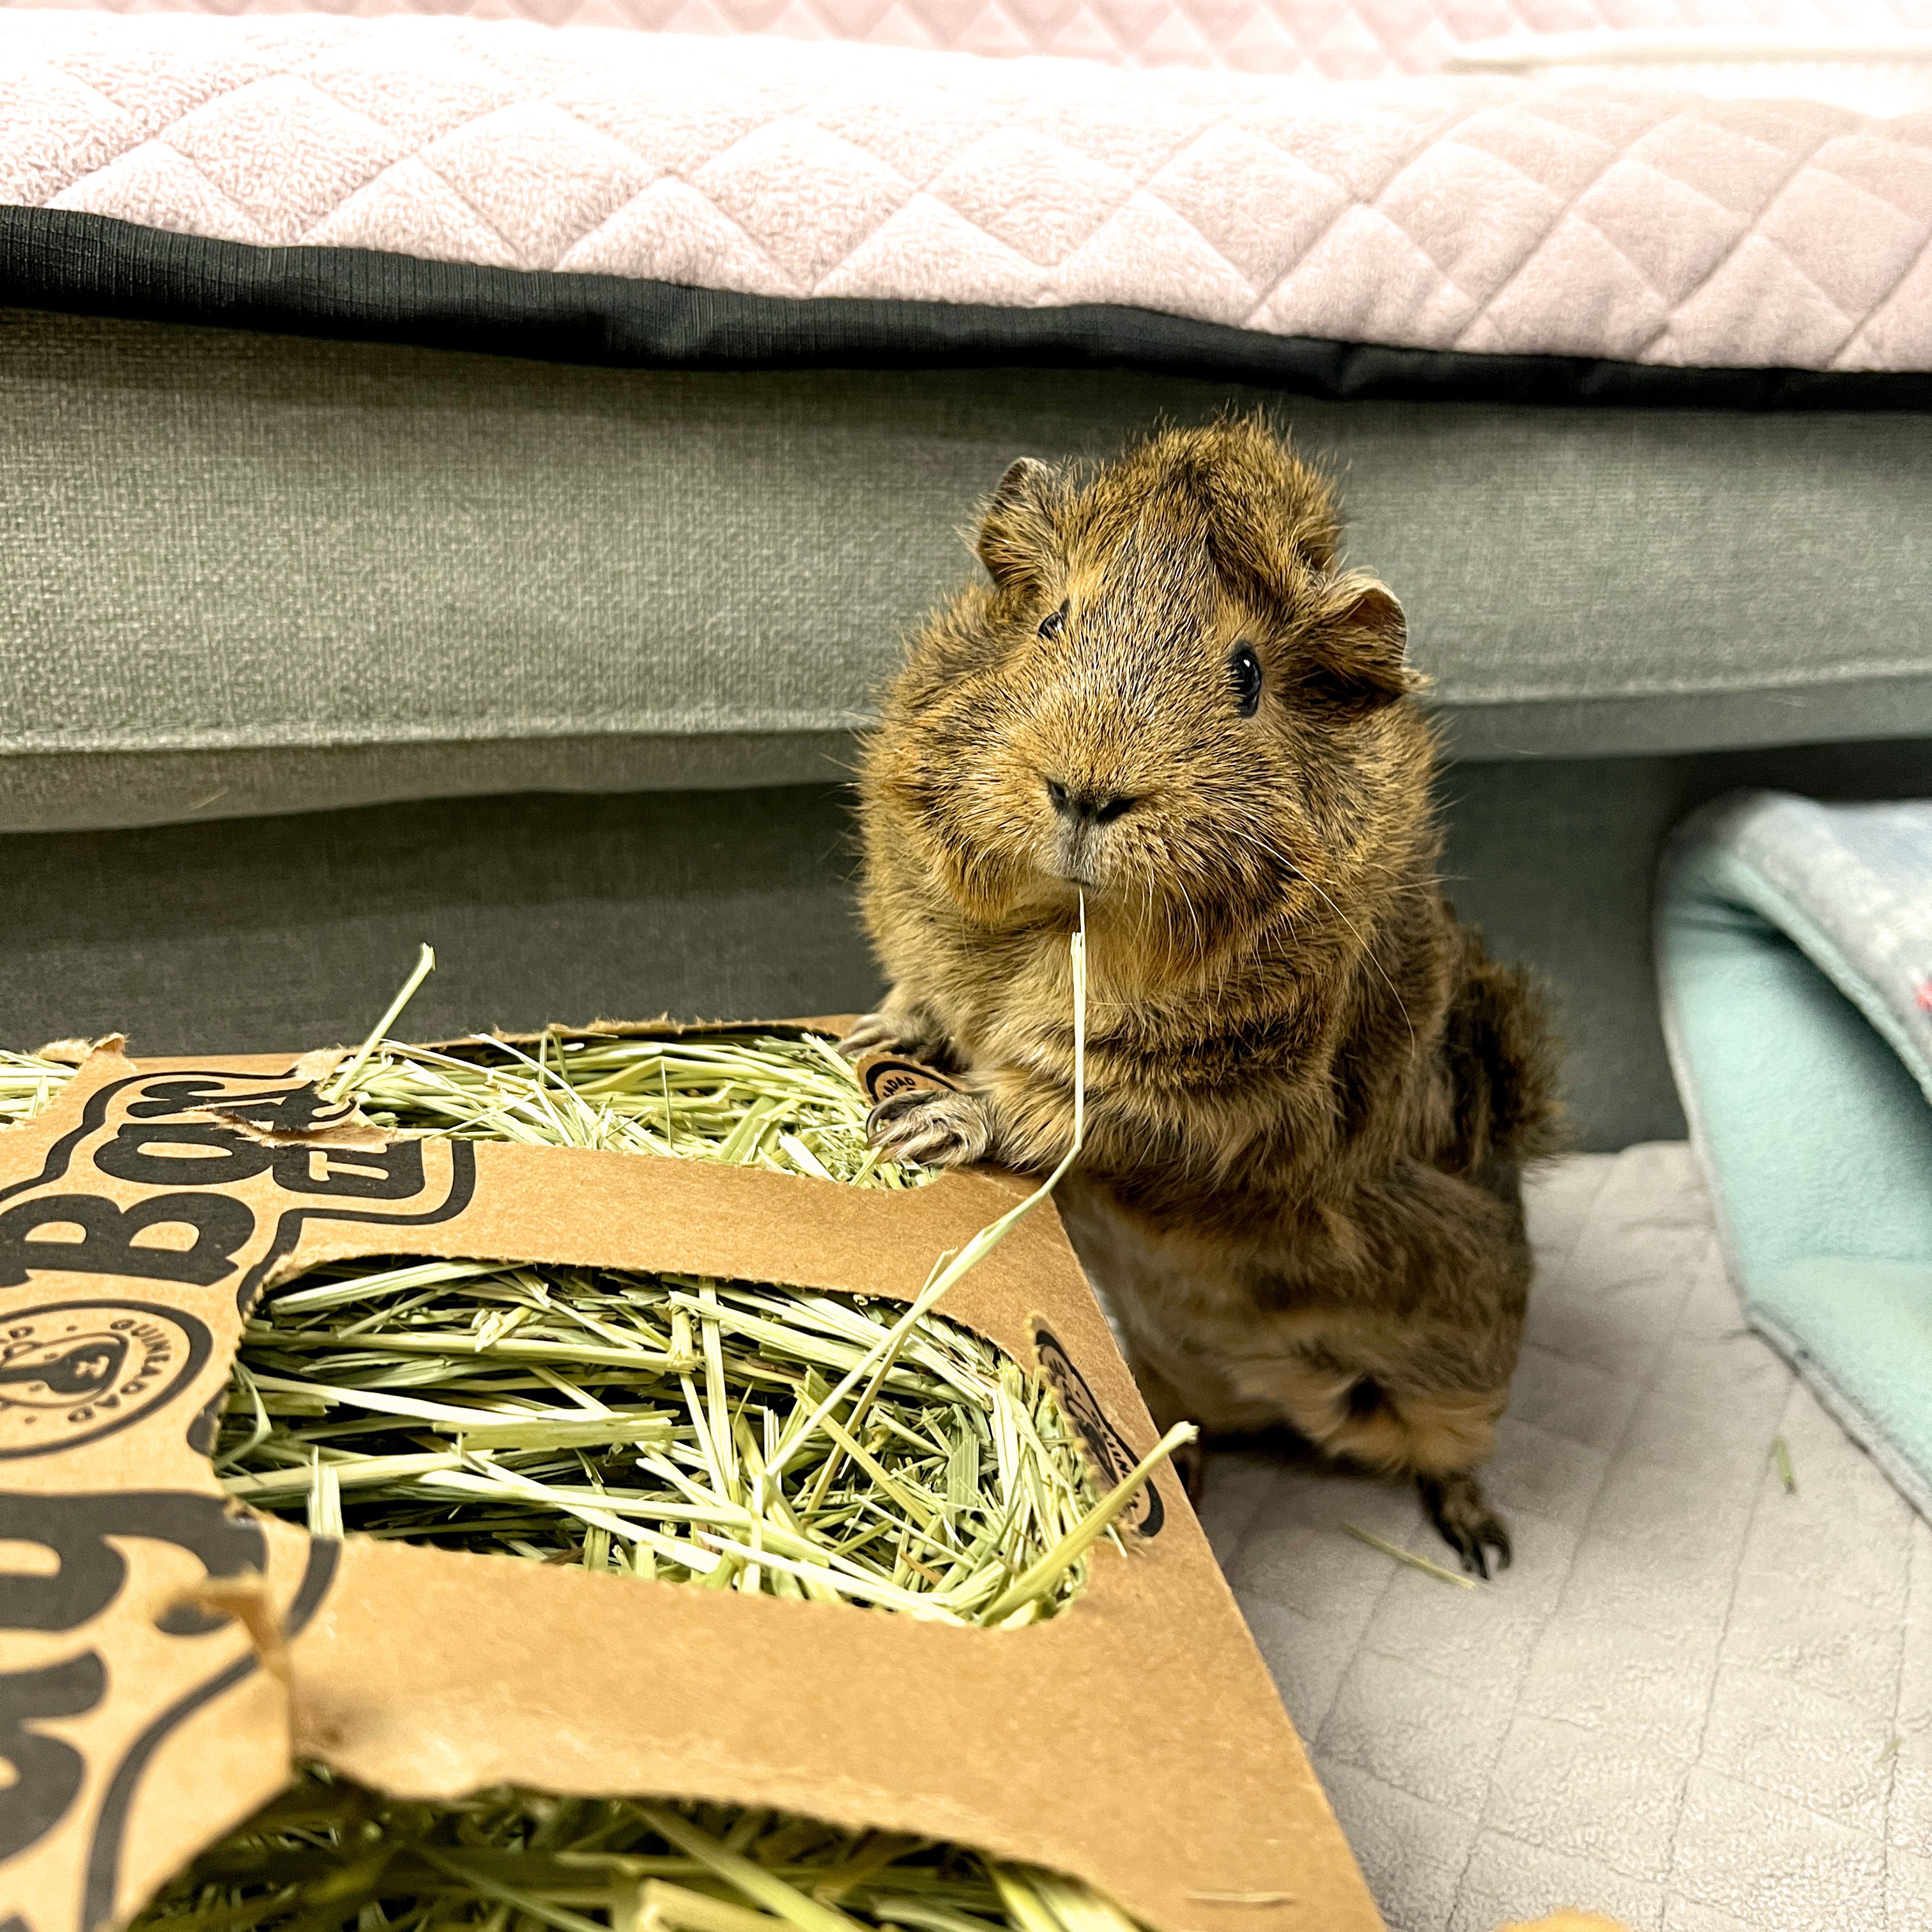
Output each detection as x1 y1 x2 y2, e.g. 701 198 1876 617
866 1088 992 1169
1418 1473 1512 1579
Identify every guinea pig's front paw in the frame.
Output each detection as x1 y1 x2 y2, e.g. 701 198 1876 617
836 1008 956 1068
866 1089 992 1169
836 1010 905 1057
1418 1473 1512 1580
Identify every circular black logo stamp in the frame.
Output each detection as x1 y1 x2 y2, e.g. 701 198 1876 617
0 1299 212 1459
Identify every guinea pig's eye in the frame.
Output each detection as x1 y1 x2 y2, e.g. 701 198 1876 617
1229 641 1263 717
1038 600 1068 641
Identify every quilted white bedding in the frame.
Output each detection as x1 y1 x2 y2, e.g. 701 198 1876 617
8 0 1932 83
3 8 1931 374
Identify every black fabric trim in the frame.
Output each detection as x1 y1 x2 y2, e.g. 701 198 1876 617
4 205 1928 412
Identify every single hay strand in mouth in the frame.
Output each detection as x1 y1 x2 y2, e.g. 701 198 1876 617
130 1770 1149 1932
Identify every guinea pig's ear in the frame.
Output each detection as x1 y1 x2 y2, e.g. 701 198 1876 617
1193 419 1341 588
1305 572 1422 707
977 457 1059 592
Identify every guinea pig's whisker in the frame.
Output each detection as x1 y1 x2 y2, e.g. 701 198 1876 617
1168 872 1205 959
1218 820 1416 1052
1292 873 1418 1055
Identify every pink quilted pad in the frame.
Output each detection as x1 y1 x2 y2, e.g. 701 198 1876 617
10 0 1932 80
4 9 1930 371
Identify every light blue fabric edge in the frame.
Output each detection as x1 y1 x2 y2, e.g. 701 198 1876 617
1751 1290 1932 1526
1657 819 1932 1292
1659 795 1932 1522
1679 794 1932 1107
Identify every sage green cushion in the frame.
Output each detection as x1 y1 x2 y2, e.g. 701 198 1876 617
4 307 1929 835
6 740 1929 1152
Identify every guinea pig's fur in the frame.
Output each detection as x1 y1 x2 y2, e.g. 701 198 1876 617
845 417 1561 1574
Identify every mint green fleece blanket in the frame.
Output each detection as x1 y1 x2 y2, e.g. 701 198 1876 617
1659 790 1932 1521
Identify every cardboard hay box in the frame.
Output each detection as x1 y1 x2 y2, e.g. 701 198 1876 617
0 1033 1390 1932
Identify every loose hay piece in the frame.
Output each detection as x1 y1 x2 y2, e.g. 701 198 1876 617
131 1768 1145 1932
1339 1522 1476 1591
0 1047 73 1126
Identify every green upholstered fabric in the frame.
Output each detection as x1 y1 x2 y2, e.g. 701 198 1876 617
3 739 1927 1151
0 783 882 1062
5 308 1930 835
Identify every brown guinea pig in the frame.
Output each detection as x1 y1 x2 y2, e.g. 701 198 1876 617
843 415 1561 1575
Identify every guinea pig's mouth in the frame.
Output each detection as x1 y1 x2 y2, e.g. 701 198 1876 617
1043 822 1111 895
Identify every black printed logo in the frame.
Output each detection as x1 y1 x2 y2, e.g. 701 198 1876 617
854 1053 964 1107
128 1079 366 1139
0 1489 339 1927
0 1191 254 1292
0 1302 211 1462
1032 1321 1164 1539
0 1490 268 1867
0 1070 475 1460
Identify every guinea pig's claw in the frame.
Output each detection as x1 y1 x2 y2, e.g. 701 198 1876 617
838 1010 960 1068
836 1012 899 1059
1418 1473 1512 1580
866 1089 991 1169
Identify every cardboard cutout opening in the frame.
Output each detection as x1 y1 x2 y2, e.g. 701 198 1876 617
220 1252 1110 1621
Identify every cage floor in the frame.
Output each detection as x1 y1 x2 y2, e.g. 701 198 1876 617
1200 1144 1932 1932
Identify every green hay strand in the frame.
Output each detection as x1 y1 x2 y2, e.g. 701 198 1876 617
130 1772 1146 1932
0 1047 73 1126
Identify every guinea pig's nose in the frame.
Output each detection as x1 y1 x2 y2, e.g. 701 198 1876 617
1045 778 1138 825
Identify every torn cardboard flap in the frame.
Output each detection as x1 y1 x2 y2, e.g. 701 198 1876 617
32 1036 128 1069
182 1050 387 1150
0 1041 1384 1932
0 1482 317 1932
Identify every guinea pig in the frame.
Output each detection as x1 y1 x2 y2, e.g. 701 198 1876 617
842 415 1560 1576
